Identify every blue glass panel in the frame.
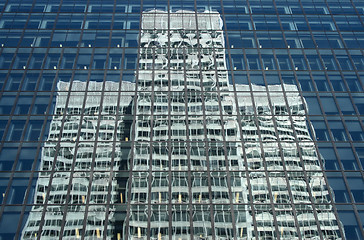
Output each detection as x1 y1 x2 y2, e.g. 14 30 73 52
0 212 19 240
328 177 351 203
338 212 363 240
337 147 359 170
320 147 340 170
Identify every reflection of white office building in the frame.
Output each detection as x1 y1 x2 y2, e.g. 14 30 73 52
22 81 133 239
236 84 342 239
126 10 251 240
125 10 343 240
20 10 343 240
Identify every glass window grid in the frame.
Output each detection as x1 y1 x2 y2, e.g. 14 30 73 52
0 0 362 239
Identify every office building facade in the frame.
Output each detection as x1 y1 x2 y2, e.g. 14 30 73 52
0 1 363 239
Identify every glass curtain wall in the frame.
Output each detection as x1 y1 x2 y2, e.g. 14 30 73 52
0 1 363 240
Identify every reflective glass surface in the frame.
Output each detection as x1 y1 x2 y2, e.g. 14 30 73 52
0 0 363 239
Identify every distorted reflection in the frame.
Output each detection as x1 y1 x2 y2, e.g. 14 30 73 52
21 10 344 240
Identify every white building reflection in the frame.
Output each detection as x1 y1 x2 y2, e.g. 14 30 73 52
125 10 343 240
21 10 343 240
22 81 133 239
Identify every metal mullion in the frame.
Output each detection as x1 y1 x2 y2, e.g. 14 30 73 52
218 1 259 238
249 77 282 236
145 91 153 239
101 86 121 239
348 0 364 41
259 58 306 239
291 3 350 238
282 51 308 97
0 1 45 220
0 40 36 136
181 42 194 239
0 49 14 94
58 82 90 240
0 148 32 232
340 113 364 172
34 1 88 235
0 49 24 93
271 0 291 50
67 0 92 70
273 50 331 236
330 161 364 238
232 80 259 240
101 1 122 238
269 84 317 239
0 144 27 217
296 1 346 87
69 0 91 72
82 43 96 72
260 41 308 240
5 0 62 91
123 0 143 237
106 0 117 50
0 2 36 95
60 7 97 235
306 117 359 240
291 4 350 235
115 31 128 240
32 55 64 94
296 24 360 137
31 18 67 93
13 142 46 238
79 48 112 239
12 35 54 131
240 66 266 239
103 19 128 240
320 6 350 53
146 35 157 240
13 59 63 239
166 7 173 240
243 79 281 240
144 10 158 240
284 38 347 240
320 49 364 176
244 0 282 238
299 28 363 238
35 78 77 240
323 63 364 133
312 112 364 239
303 6 364 134
214 70 238 239
0 53 44 149
8 47 56 239
79 71 108 240
75 2 104 238
192 6 217 240
177 8 195 239
207 12 238 239
319 3 364 112
0 0 9 15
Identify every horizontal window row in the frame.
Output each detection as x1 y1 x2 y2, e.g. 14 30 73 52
0 51 363 73
2 179 360 202
3 3 364 15
1 29 364 49
0 15 363 32
0 72 362 93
